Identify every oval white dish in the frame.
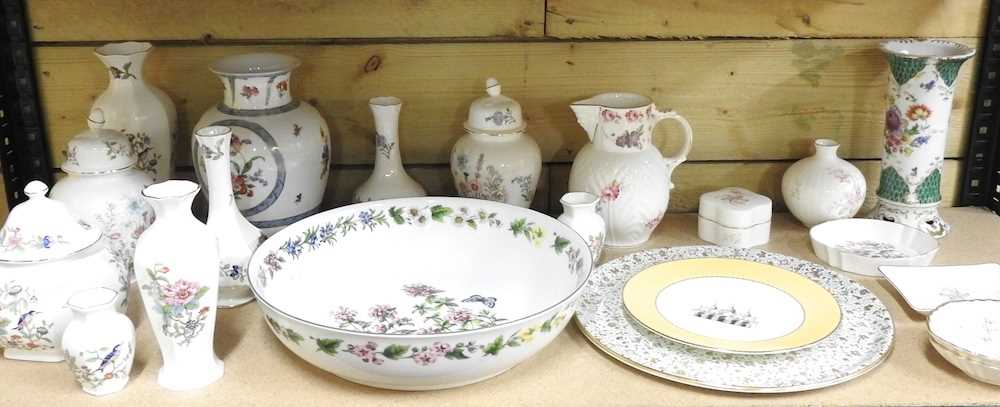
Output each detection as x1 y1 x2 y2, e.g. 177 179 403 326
809 218 938 277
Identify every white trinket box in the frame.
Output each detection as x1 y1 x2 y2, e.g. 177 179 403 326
698 187 772 248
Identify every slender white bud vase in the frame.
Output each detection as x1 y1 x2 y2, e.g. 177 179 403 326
195 126 264 307
557 192 606 263
353 97 426 202
92 42 177 181
134 180 224 391
781 139 866 227
61 287 135 396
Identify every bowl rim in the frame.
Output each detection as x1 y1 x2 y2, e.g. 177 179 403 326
248 196 594 339
927 299 1000 364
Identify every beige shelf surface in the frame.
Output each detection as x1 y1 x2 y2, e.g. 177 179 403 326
2 207 999 406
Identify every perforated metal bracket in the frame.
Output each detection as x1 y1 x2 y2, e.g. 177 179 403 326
961 0 1000 215
0 0 51 207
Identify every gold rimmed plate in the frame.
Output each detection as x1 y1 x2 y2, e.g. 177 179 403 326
622 258 841 354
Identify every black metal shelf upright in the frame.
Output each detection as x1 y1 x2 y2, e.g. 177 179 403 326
0 0 51 206
961 0 1000 215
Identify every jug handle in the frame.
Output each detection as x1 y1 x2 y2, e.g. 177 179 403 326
650 109 693 190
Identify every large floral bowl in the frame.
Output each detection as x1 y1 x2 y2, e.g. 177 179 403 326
248 197 592 390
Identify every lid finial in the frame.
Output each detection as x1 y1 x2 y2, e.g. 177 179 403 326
24 180 48 199
87 108 106 130
486 77 501 97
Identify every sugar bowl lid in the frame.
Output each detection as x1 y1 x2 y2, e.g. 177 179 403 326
464 77 526 134
61 109 136 174
0 181 102 263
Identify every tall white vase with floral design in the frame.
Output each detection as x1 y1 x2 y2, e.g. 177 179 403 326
870 39 975 238
450 78 541 208
353 97 426 202
61 287 135 396
568 93 693 246
134 180 224 390
194 53 331 235
91 42 177 182
781 139 866 227
195 126 264 308
51 109 155 281
557 192 606 262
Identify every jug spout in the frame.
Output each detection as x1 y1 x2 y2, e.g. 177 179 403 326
570 101 600 142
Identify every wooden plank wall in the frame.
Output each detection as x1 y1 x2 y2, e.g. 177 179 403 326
18 0 986 217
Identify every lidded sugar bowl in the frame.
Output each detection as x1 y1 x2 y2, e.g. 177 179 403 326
51 109 155 279
0 181 126 362
450 77 541 208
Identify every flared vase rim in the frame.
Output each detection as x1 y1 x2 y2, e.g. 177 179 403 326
142 180 201 201
210 52 301 77
94 41 152 57
879 39 976 61
66 287 120 312
195 125 233 138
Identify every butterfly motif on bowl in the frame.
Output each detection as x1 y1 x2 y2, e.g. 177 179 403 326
462 295 497 308
920 80 936 91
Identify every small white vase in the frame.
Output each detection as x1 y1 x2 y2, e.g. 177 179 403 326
782 139 866 227
92 42 178 182
450 78 541 208
134 180 224 391
61 287 135 396
195 126 264 308
557 192 606 263
352 97 426 202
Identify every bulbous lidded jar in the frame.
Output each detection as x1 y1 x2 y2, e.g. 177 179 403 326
51 109 155 279
0 181 126 362
450 78 541 208
194 53 331 235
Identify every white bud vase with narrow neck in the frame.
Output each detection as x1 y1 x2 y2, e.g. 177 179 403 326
195 126 264 308
352 96 426 202
133 180 224 391
92 42 177 182
557 192 606 263
781 139 866 227
61 287 135 396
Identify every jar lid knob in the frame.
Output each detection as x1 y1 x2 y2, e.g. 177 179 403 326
23 180 48 199
485 77 501 97
87 108 106 130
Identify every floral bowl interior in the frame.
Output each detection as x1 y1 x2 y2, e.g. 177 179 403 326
928 300 1000 363
249 197 591 336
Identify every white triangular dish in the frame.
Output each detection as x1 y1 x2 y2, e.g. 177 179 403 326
880 263 1000 315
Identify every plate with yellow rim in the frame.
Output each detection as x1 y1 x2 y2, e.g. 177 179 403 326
622 258 841 354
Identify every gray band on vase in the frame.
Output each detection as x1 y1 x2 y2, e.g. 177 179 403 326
209 118 286 217
250 205 321 229
216 100 301 117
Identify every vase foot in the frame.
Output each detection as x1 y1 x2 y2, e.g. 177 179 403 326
868 199 950 239
157 357 224 391
217 286 255 308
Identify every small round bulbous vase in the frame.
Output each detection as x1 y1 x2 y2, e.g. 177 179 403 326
782 139 866 227
557 192 606 262
61 287 135 396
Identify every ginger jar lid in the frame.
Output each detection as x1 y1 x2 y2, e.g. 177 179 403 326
698 187 772 229
464 77 526 135
61 109 136 175
0 181 102 263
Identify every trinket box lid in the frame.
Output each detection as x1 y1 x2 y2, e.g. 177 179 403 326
699 187 772 229
464 77 526 135
61 109 137 175
0 181 102 263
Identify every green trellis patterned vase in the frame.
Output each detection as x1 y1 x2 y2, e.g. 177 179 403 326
870 39 974 238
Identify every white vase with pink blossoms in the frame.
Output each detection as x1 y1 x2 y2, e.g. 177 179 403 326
133 180 224 391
